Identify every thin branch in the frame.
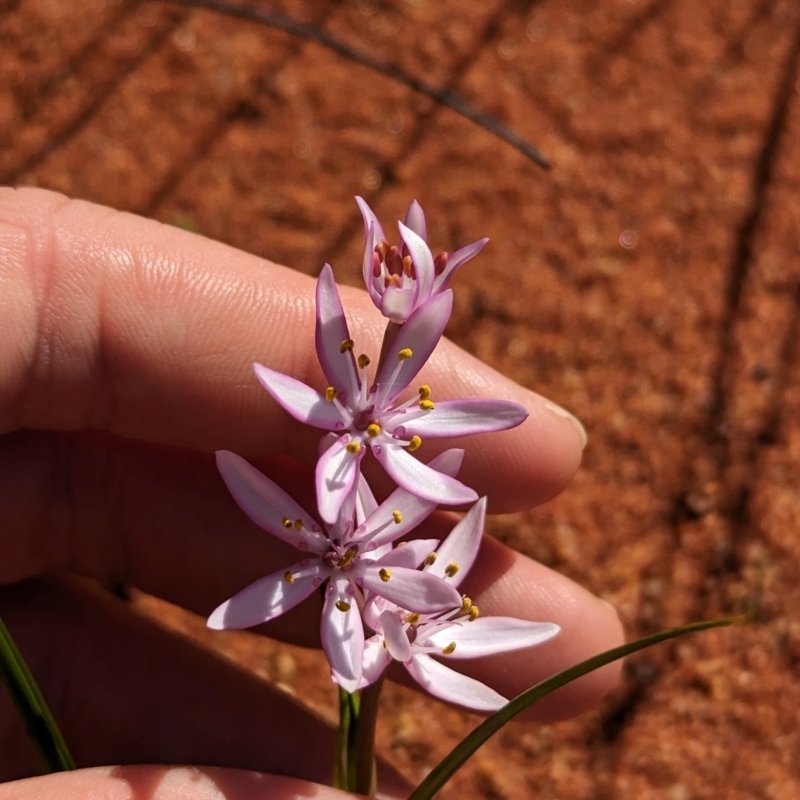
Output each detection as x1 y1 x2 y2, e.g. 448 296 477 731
167 0 551 169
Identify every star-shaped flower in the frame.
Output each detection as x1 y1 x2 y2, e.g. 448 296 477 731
356 197 488 323
208 450 464 691
254 264 529 523
359 498 560 711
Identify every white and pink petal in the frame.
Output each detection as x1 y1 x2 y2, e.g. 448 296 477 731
425 617 560 658
403 199 427 241
207 562 320 630
379 610 412 662
399 399 529 438
397 221 435 309
321 577 365 692
374 290 453 407
433 238 489 292
215 451 327 552
356 448 465 547
404 653 508 713
425 497 486 586
315 265 360 400
359 635 393 689
358 565 461 613
253 364 343 429
372 443 477 507
316 436 364 525
375 539 440 570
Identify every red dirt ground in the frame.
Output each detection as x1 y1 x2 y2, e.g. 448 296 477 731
2 0 800 797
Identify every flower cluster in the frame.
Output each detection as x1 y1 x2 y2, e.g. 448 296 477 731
209 199 559 710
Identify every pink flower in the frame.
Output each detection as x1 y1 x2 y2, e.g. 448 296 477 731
359 498 560 711
207 450 464 691
356 197 488 323
254 265 529 523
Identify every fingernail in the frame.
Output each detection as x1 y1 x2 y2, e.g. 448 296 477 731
599 598 620 620
543 400 588 449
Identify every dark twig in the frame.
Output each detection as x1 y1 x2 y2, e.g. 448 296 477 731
167 0 551 169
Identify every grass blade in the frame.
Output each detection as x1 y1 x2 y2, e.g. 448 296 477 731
408 616 743 800
0 615 75 772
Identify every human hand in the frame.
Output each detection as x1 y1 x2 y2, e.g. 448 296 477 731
0 188 623 798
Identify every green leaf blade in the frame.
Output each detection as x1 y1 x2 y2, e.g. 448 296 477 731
408 616 743 800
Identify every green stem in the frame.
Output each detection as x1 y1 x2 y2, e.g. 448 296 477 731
0 615 75 772
353 673 385 796
334 688 362 793
334 686 352 791
345 690 360 794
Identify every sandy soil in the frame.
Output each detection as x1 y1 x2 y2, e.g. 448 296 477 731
2 0 800 797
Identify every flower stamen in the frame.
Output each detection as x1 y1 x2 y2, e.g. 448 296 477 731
366 423 381 437
336 548 358 568
346 441 362 455
444 562 460 578
335 600 351 612
392 510 403 524
283 571 295 584
378 568 392 582
441 642 457 655
408 435 422 452
340 339 354 353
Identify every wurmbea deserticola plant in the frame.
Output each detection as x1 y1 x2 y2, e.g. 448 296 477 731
0 198 741 796
208 197 559 785
203 198 741 798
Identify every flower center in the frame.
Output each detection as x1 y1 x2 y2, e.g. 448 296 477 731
322 544 360 571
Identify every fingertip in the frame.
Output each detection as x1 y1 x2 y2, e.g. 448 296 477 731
459 537 625 722
0 767 368 800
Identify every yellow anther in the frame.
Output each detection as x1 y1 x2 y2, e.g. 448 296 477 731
406 613 420 625
392 510 403 524
460 596 473 614
325 386 337 402
340 339 354 352
468 605 480 621
282 517 293 528
418 385 432 400
293 519 303 531
444 562 460 578
408 435 422 452
419 399 435 411
398 348 413 360
337 549 357 568
441 642 457 655
283 571 295 584
424 552 437 566
346 441 362 455
357 353 371 369
379 568 392 582
366 423 381 438
335 600 351 612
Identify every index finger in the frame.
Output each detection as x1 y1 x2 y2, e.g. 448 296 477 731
0 187 585 510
